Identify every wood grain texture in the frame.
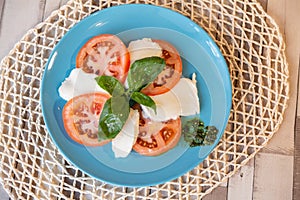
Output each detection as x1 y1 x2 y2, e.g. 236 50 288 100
60 0 70 6
287 1 300 197
43 0 61 20
253 153 293 200
0 0 4 23
228 159 254 200
259 0 295 156
294 117 300 200
202 186 227 200
0 0 43 61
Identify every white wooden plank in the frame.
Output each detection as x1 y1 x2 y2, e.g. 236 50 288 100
43 0 61 20
267 0 286 31
294 117 300 200
0 184 9 200
219 179 228 187
259 0 295 156
284 0 300 117
60 0 70 6
227 159 254 200
43 0 71 20
202 186 227 200
0 0 44 61
253 152 293 200
297 60 300 116
0 0 4 21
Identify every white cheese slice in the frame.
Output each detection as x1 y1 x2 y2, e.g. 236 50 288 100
171 76 200 116
141 76 200 121
141 91 181 122
127 38 162 64
58 68 109 101
112 109 139 158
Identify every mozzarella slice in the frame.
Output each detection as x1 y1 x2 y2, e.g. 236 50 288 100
141 76 200 121
141 91 181 122
127 38 162 64
112 109 139 158
58 68 108 101
171 76 200 116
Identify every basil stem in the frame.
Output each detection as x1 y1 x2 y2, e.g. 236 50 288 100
131 92 156 113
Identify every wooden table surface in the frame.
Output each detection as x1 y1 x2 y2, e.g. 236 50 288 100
0 0 299 199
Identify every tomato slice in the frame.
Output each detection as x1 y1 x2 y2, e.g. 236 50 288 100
133 106 181 156
76 34 130 83
62 92 111 146
141 40 182 96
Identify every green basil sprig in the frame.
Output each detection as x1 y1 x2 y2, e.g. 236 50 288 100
182 118 218 147
95 57 165 141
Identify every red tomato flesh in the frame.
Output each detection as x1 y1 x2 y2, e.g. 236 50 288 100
76 34 130 83
133 105 182 156
141 39 182 96
62 92 111 146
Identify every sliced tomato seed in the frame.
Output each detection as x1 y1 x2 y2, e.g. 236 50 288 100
162 49 171 59
87 131 97 139
74 122 86 135
160 127 174 142
91 102 103 115
137 137 158 149
153 64 175 87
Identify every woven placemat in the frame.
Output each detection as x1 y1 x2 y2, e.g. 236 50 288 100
0 0 289 199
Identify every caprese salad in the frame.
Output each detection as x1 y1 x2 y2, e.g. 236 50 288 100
58 34 217 158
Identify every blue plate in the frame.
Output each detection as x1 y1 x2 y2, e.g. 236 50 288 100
40 4 232 187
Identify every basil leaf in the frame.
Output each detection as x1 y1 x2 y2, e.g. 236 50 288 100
111 94 130 122
98 99 112 141
182 118 218 147
203 126 218 145
131 92 156 113
127 57 165 92
100 98 112 116
98 95 130 140
95 76 124 96
99 113 124 139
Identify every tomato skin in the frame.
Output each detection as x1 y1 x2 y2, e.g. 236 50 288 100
62 92 111 146
76 34 130 83
133 117 182 156
141 40 182 96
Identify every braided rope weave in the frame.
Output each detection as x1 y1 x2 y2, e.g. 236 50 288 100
0 0 289 199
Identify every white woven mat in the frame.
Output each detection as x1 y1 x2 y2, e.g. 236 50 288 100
0 0 289 199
